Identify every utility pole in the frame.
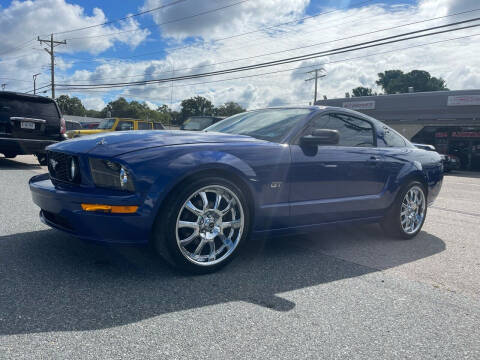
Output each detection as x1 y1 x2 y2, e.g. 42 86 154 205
37 34 66 99
305 67 326 105
33 73 40 95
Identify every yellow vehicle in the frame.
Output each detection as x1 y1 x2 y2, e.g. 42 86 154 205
66 118 165 139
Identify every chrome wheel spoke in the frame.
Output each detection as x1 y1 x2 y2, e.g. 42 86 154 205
180 230 199 246
219 234 234 250
194 239 207 256
178 220 199 229
186 201 202 216
222 219 241 229
221 199 234 216
214 193 222 210
199 191 209 210
207 241 216 261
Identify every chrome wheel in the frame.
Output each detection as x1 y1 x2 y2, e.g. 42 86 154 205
400 185 426 235
175 185 244 266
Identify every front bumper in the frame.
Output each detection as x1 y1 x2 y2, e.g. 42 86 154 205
29 173 152 244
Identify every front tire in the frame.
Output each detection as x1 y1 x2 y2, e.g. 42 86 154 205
381 181 427 239
153 176 250 274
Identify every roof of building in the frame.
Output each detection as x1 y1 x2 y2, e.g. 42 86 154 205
315 89 480 124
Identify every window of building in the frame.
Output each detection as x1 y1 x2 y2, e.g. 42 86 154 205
308 113 375 147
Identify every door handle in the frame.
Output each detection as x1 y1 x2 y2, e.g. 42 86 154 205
366 155 381 166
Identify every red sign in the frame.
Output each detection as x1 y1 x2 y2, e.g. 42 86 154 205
435 132 448 138
451 131 480 138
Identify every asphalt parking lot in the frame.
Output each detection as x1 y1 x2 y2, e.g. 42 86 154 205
1 155 479 359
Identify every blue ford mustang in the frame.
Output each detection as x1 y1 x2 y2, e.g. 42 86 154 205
29 106 443 273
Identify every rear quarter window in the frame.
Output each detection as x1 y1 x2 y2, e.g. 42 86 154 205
0 98 59 119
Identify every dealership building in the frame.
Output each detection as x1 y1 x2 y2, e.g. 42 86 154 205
316 89 480 171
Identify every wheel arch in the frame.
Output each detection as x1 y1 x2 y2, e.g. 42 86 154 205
150 165 257 242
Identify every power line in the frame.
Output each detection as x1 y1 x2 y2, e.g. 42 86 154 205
58 31 480 96
64 0 254 41
62 0 374 56
57 18 480 89
62 8 480 84
51 0 189 36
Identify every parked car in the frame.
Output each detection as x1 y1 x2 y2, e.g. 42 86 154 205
0 92 65 165
180 116 224 131
65 120 82 131
66 117 165 138
29 106 443 273
82 122 100 129
441 154 461 172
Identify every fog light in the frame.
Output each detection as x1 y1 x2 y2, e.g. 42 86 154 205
81 204 138 213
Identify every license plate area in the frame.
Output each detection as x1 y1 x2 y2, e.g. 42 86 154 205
21 121 36 130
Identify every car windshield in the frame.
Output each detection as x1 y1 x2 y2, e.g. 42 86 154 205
183 117 215 130
97 118 116 130
204 108 312 142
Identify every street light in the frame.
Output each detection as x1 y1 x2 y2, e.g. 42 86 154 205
33 73 40 95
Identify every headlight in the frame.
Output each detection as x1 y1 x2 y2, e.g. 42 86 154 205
89 158 135 192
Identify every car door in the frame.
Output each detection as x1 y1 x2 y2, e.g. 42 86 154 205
289 112 388 225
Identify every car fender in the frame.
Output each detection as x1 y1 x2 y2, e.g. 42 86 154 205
123 148 258 227
387 161 427 207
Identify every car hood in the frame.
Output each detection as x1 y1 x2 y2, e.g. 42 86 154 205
48 130 263 157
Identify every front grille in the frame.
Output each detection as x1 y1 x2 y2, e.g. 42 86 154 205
47 151 81 183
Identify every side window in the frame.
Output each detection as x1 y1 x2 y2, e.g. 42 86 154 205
308 113 375 147
116 121 134 131
137 121 152 130
382 126 406 147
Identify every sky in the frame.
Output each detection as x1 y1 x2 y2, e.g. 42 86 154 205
0 0 479 111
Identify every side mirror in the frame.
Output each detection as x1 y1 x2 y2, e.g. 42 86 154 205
300 129 339 146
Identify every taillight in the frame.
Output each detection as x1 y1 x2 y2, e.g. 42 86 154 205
60 117 66 134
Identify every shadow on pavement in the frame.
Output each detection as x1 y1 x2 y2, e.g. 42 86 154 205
0 157 43 171
0 225 445 335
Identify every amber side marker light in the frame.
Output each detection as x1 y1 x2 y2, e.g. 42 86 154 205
81 204 138 214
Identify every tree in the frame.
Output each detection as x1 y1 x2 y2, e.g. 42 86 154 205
351 87 373 97
376 69 447 94
214 101 246 117
180 96 214 121
56 95 86 116
98 97 172 125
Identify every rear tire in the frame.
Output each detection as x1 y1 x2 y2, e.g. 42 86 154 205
152 176 250 274
381 181 427 240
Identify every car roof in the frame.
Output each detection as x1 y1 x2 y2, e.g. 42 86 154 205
0 91 56 103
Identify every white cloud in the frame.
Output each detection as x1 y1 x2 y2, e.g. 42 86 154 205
143 0 309 40
0 0 150 92
4 0 480 110
82 96 106 111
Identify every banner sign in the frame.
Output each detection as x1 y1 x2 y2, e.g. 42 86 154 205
342 101 375 110
447 95 480 106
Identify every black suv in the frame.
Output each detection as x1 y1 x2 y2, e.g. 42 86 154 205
0 92 65 165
